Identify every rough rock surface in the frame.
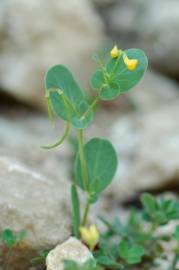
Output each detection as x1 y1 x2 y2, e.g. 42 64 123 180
99 0 179 78
0 0 104 108
0 104 73 269
46 237 93 270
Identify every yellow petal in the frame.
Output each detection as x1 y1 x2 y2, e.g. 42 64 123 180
123 55 138 70
110 45 120 58
80 225 99 251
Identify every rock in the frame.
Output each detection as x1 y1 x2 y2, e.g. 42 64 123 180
107 101 179 202
0 106 73 269
46 237 93 270
0 154 71 270
99 0 179 78
0 0 104 108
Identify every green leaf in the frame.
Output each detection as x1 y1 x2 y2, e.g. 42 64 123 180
71 184 81 238
91 69 104 89
141 193 157 214
173 226 179 241
2 229 15 248
119 241 144 265
91 49 148 100
45 65 93 129
75 138 118 194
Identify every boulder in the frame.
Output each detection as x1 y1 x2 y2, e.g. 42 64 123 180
0 0 104 108
46 237 93 270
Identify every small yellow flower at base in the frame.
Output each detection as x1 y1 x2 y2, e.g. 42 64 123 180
80 224 99 251
123 55 138 71
110 45 120 59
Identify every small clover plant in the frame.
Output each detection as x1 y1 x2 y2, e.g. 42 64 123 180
43 45 148 239
1 229 27 270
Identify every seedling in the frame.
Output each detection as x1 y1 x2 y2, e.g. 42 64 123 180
1 229 26 270
43 45 148 242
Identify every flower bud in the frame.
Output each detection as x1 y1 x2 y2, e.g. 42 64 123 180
80 225 99 251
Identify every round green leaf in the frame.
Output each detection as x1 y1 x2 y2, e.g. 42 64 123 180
75 138 118 194
97 49 148 100
90 69 104 89
45 65 93 129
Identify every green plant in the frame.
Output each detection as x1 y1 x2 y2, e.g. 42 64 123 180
94 193 179 270
1 229 27 270
64 258 103 270
43 45 148 239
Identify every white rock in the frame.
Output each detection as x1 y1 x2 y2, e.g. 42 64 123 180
46 237 93 270
0 0 104 108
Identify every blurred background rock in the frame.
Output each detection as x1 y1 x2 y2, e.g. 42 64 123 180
0 0 179 269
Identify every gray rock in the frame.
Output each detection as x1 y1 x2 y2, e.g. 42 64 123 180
0 0 104 108
0 108 73 269
46 237 93 270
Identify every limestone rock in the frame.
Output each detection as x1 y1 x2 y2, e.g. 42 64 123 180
0 155 71 270
0 0 104 108
46 237 93 270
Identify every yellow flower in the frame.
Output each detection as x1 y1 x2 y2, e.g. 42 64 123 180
110 45 120 58
123 55 138 71
80 224 99 251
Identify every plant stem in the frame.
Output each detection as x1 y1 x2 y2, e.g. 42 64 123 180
82 200 90 226
77 129 88 191
80 96 99 120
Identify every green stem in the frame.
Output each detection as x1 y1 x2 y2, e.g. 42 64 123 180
82 200 90 226
80 96 99 120
77 129 88 191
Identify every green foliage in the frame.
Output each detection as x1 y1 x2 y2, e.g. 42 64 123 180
64 259 103 270
141 193 179 225
1 229 26 248
75 138 118 194
45 65 93 129
118 241 144 264
43 45 148 237
71 184 81 238
31 250 49 265
92 194 179 270
91 49 148 100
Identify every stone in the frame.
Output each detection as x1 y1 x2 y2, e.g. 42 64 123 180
107 100 179 202
0 105 73 269
99 0 179 78
0 155 71 270
46 237 93 270
0 0 104 108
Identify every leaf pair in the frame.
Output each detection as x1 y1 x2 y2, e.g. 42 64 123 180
119 241 144 265
1 229 26 248
75 138 118 196
45 65 93 129
91 49 148 100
